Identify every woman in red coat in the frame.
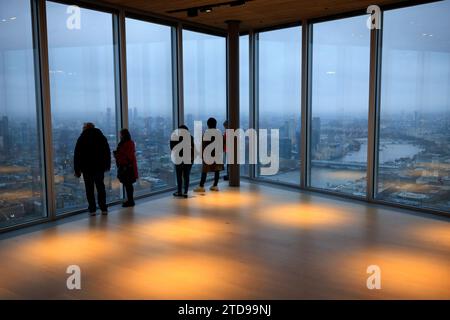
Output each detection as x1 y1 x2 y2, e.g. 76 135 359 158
114 129 138 207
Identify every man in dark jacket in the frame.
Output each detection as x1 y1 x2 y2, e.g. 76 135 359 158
74 122 111 216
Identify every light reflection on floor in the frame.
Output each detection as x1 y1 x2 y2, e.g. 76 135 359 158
257 203 350 229
0 182 448 299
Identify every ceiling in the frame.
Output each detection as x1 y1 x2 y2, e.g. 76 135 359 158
100 0 412 32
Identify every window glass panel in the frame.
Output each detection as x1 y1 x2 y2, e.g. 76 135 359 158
240 35 250 177
0 0 46 228
310 15 370 197
377 1 450 212
126 18 175 194
257 26 301 184
183 30 226 179
47 1 120 213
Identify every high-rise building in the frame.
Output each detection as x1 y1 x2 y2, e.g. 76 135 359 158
0 116 10 155
106 107 112 135
311 117 321 153
0 0 448 302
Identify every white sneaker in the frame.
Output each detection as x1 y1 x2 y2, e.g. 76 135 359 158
194 186 205 193
210 186 219 192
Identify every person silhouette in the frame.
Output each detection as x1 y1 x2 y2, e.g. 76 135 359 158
74 122 111 216
170 125 194 198
114 128 138 207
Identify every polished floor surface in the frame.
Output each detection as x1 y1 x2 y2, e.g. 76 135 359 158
0 182 449 299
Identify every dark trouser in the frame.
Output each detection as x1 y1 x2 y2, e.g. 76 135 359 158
124 182 134 203
175 164 192 194
200 171 220 187
83 172 107 213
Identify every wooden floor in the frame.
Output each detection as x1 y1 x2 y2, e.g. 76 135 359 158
0 182 449 300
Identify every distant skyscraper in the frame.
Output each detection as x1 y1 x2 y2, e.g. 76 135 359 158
0 116 10 155
288 118 296 144
106 107 112 135
280 138 292 159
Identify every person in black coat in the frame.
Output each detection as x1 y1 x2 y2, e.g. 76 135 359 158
170 125 195 198
74 122 111 216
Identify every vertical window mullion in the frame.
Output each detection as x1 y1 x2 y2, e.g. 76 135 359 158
301 21 311 189
35 0 56 220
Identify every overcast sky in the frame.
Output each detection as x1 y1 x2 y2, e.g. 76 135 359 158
1 0 449 120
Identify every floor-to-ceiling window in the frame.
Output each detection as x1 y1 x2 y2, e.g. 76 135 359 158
183 30 226 179
126 18 175 194
47 2 120 214
240 35 250 177
257 26 301 184
0 0 46 228
309 15 370 197
376 1 450 212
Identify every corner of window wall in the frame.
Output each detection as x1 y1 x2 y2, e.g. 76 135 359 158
307 13 371 199
44 1 123 216
248 31 258 180
0 0 51 232
182 28 227 180
124 15 177 196
239 33 250 178
374 0 450 216
366 9 383 202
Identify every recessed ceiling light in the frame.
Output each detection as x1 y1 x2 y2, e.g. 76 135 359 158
168 0 249 17
187 8 198 17
200 7 213 13
10 17 17 20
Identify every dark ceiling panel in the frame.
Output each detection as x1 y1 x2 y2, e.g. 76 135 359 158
99 0 413 31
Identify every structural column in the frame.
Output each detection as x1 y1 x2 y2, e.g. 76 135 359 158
226 20 241 187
